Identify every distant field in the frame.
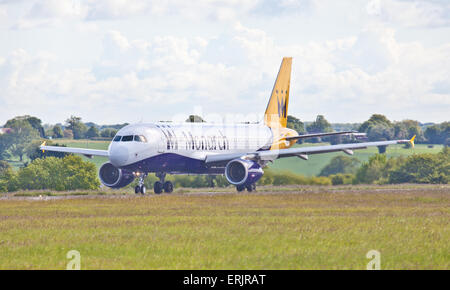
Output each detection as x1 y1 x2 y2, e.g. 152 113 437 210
49 139 444 176
0 184 448 269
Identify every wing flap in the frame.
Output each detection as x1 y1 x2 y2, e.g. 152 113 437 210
285 131 366 141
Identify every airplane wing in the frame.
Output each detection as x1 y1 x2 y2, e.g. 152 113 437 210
285 131 365 141
205 136 415 166
40 143 109 158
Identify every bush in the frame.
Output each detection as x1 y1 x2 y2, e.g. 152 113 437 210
0 167 18 192
14 156 100 191
389 150 449 184
309 176 332 185
330 174 355 185
319 156 360 176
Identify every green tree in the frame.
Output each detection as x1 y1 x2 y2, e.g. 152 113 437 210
355 154 388 184
0 166 18 192
100 128 118 138
186 115 206 122
4 120 40 162
0 134 11 160
389 149 449 184
319 156 360 176
16 155 100 191
287 115 306 144
0 160 11 174
5 115 45 137
52 125 64 138
359 114 392 133
65 116 87 139
85 126 100 139
306 115 332 133
424 122 449 145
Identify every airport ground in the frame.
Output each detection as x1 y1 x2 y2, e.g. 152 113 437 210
0 184 448 269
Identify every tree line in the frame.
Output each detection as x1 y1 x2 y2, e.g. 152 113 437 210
47 116 128 140
287 113 449 147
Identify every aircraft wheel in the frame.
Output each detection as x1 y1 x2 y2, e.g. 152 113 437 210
140 185 146 195
163 181 174 193
135 185 141 194
154 181 163 194
246 184 253 192
236 185 245 192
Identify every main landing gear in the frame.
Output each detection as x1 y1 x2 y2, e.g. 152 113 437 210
236 183 256 192
153 172 174 194
134 172 173 195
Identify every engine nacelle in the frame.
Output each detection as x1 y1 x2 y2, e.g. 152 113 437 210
225 159 264 186
99 162 135 189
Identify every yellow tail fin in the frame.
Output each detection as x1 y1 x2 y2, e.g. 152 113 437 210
264 57 292 128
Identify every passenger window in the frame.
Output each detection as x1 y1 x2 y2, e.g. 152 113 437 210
113 135 122 142
122 135 133 142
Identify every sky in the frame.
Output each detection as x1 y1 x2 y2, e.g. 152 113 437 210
0 0 449 126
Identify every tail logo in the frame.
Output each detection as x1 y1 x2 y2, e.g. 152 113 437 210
277 96 287 118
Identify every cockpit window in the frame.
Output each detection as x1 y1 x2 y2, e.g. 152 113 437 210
134 135 147 142
121 135 133 142
113 135 122 142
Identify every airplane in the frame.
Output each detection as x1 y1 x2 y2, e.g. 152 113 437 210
40 57 415 194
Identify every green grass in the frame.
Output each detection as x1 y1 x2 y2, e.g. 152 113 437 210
0 185 448 269
269 143 444 176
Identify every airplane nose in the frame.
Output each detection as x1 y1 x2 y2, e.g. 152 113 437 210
109 146 129 167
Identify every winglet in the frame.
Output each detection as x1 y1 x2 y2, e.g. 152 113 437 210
41 141 46 153
410 135 416 148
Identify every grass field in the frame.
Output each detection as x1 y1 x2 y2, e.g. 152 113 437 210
270 143 444 176
51 139 444 176
0 184 448 269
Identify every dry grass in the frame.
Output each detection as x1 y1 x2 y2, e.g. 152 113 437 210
0 185 449 269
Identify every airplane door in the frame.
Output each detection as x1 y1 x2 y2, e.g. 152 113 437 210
158 134 167 153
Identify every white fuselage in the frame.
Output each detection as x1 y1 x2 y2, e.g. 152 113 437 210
108 122 273 173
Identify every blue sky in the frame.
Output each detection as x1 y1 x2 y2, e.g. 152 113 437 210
0 0 449 125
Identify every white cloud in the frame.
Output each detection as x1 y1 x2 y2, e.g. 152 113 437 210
367 0 450 28
0 0 448 124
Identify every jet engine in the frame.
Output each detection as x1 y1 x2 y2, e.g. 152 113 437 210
224 159 263 186
99 162 135 188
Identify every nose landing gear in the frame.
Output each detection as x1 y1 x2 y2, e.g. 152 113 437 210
134 173 147 195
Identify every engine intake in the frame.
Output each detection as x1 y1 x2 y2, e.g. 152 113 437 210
99 162 135 188
225 159 263 186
